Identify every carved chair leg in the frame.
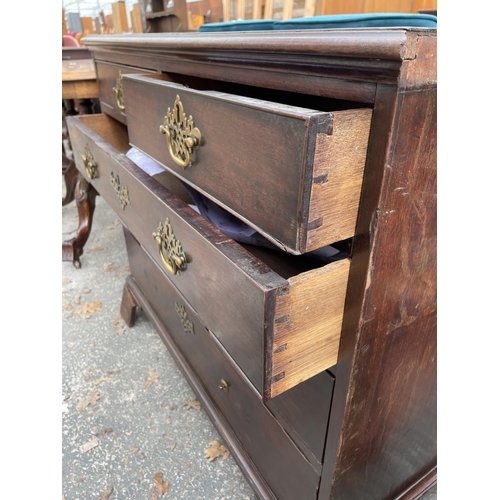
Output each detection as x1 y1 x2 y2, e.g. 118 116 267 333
62 175 97 268
121 279 138 327
62 160 79 206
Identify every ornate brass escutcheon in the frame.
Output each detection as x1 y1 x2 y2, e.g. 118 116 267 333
174 302 195 335
110 171 130 210
152 218 187 275
113 71 125 110
219 379 229 393
159 95 202 169
81 145 98 180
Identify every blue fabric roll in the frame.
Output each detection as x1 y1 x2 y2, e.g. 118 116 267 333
198 13 436 32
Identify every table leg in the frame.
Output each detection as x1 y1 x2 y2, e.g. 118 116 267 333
62 174 97 268
62 156 79 206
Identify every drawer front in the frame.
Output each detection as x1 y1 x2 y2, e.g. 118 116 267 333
124 229 321 500
122 74 372 254
66 114 351 402
95 61 156 124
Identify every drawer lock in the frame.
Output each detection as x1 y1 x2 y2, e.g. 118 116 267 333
219 379 229 392
81 145 98 180
113 71 125 110
153 218 187 275
159 95 202 169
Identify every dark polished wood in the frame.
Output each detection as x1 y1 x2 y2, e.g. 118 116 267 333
123 272 275 500
62 175 98 268
66 113 349 400
123 73 371 254
120 281 138 327
124 228 321 500
94 61 157 125
62 159 78 206
70 28 437 500
62 52 100 264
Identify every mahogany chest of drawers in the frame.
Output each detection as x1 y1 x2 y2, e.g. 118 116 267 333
66 27 437 500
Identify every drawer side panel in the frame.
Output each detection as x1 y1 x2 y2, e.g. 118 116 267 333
307 108 373 250
266 258 351 400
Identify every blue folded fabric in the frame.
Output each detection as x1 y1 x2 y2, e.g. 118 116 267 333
276 13 437 29
198 19 275 32
198 13 436 32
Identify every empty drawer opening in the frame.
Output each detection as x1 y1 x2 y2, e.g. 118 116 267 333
146 71 372 113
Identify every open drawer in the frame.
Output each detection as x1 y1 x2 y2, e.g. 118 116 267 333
122 73 372 255
66 113 351 401
94 61 157 125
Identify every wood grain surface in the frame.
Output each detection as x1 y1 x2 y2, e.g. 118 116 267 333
268 259 350 399
307 108 373 250
123 74 371 253
95 61 156 124
66 113 350 400
125 230 321 500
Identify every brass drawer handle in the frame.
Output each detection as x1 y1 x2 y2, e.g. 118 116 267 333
152 218 187 275
219 379 229 392
110 171 130 210
81 145 98 180
175 302 194 334
159 95 201 169
113 71 125 110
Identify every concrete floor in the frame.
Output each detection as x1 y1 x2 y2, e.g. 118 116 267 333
62 184 437 500
62 192 256 500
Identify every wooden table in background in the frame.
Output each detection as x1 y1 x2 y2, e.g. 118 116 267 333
62 53 100 268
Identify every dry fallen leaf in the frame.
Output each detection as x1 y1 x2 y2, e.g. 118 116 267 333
183 398 201 411
82 288 91 294
166 417 172 424
92 375 112 386
144 369 159 389
108 370 121 375
75 301 102 319
123 457 130 464
130 447 140 453
112 313 126 336
151 492 158 500
64 312 73 319
62 279 71 285
154 472 170 495
88 247 104 252
170 443 176 450
115 322 125 336
74 295 81 304
99 486 114 500
104 262 119 272
63 303 72 311
95 428 113 437
80 437 100 453
111 313 122 323
204 440 230 461
77 390 100 413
